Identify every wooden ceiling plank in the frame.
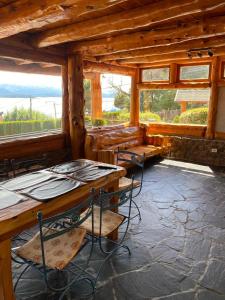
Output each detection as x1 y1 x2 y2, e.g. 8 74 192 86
70 14 225 56
35 0 225 47
97 35 225 61
0 0 125 39
84 61 136 76
116 45 225 64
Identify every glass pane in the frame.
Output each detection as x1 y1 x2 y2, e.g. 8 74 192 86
180 65 209 80
140 89 209 124
0 71 62 138
142 68 169 82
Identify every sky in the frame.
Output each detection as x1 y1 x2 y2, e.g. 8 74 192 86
0 71 62 88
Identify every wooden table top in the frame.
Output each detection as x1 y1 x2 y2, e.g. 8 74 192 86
0 159 126 241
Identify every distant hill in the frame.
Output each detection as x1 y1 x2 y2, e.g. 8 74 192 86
0 83 115 98
0 84 62 98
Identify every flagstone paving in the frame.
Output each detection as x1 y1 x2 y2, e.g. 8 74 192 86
14 159 225 299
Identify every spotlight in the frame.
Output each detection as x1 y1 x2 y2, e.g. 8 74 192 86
208 49 214 57
187 51 192 58
197 52 202 57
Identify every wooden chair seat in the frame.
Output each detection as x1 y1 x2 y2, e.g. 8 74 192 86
118 177 141 191
16 227 86 270
128 145 163 158
80 205 125 237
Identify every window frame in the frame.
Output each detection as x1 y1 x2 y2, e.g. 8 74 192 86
178 62 211 83
141 66 170 83
220 61 225 80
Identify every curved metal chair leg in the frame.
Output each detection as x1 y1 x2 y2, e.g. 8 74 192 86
14 264 31 292
130 199 142 221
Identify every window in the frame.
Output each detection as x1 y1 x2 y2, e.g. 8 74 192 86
221 62 225 79
142 67 170 82
140 89 210 124
179 65 210 80
84 79 92 127
0 71 62 138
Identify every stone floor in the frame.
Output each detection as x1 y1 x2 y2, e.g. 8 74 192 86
14 159 225 300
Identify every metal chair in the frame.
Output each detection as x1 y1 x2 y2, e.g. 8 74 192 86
0 159 11 181
80 181 134 258
116 149 145 221
12 193 96 299
11 154 49 178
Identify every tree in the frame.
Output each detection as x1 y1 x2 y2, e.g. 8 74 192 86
109 80 131 111
4 107 49 121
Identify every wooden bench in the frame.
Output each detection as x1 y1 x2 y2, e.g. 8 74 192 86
85 125 169 166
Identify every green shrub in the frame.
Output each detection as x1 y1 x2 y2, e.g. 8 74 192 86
175 107 208 125
140 112 161 122
92 119 107 126
0 119 61 136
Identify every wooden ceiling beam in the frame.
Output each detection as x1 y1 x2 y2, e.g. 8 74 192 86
116 45 225 64
0 43 66 65
97 35 225 62
70 15 225 56
0 0 125 39
0 58 62 75
35 0 225 47
83 61 136 76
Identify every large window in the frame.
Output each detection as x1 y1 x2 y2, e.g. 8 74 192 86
142 67 170 82
140 89 210 124
179 65 210 81
0 71 62 138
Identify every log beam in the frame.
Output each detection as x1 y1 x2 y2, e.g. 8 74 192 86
0 0 126 39
84 61 136 76
68 54 85 159
138 82 210 90
35 0 225 47
70 15 225 56
206 56 219 139
91 73 102 120
61 65 70 139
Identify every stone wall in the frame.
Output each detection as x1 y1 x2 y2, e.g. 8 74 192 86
165 136 225 166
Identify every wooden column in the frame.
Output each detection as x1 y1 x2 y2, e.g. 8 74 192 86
181 101 187 113
61 65 70 145
91 73 102 120
68 54 85 159
206 57 219 139
170 63 178 84
130 69 140 126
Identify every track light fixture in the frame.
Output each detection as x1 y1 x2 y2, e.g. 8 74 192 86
187 47 214 58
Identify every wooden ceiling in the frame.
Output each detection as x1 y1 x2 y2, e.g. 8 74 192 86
0 0 225 73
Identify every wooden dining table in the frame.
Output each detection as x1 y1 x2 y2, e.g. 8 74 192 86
0 159 126 300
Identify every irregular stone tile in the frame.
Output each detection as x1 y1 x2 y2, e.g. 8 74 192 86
174 210 188 224
211 242 225 261
157 291 196 300
201 260 225 294
184 232 211 261
197 289 225 300
113 263 184 299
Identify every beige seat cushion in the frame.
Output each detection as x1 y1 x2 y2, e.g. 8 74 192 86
118 177 141 191
80 205 125 237
16 227 86 270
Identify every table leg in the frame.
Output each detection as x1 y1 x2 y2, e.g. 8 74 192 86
0 239 15 300
108 179 119 241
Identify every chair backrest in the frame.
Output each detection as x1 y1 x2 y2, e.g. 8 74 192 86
0 159 11 181
11 154 49 177
116 149 145 168
98 179 134 212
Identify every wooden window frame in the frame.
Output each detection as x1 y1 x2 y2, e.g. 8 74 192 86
220 61 225 80
178 62 211 83
141 66 170 83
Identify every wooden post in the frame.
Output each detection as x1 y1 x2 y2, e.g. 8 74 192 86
181 101 187 113
61 65 70 145
68 54 85 159
170 63 178 84
130 69 140 126
206 57 219 139
91 73 102 120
